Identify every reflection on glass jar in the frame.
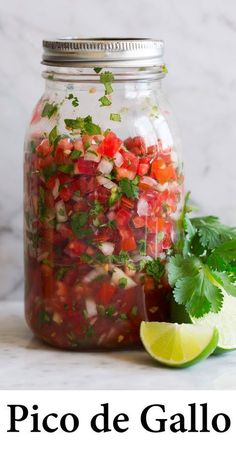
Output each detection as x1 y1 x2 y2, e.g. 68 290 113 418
24 38 184 349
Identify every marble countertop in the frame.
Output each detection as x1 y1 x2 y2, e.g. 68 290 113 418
0 301 236 390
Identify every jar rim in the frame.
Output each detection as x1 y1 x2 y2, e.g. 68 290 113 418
42 37 164 68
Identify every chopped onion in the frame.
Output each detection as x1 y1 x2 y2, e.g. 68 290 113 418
52 178 60 199
83 267 105 283
156 182 169 192
99 242 115 256
97 176 118 190
140 176 159 189
98 158 113 174
114 151 124 168
55 200 67 223
137 198 149 216
53 312 63 324
111 267 136 289
85 298 98 318
84 148 101 163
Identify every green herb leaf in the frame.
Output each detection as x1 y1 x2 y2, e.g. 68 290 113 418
174 265 223 318
120 177 139 198
94 67 102 73
100 71 114 95
70 149 82 160
42 163 57 181
90 200 103 216
48 126 58 145
42 102 58 118
99 95 112 107
71 212 89 238
191 216 236 249
110 113 121 122
109 187 121 206
58 164 74 174
143 258 165 283
138 239 146 255
64 115 101 135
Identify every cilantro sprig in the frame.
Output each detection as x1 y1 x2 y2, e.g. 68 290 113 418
64 115 101 135
167 195 236 318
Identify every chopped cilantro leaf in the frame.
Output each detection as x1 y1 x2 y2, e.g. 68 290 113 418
70 149 82 160
144 258 165 283
90 200 103 216
100 71 114 95
138 239 146 255
42 102 58 119
99 95 112 107
64 115 101 135
42 163 57 181
120 177 139 198
71 212 88 238
110 113 121 122
94 67 102 73
48 126 58 145
58 164 74 174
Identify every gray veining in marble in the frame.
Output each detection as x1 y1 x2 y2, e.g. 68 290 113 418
0 0 236 300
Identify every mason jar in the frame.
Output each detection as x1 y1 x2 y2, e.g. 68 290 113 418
24 38 184 349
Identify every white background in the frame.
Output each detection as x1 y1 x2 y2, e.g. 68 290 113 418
0 390 235 450
0 0 236 300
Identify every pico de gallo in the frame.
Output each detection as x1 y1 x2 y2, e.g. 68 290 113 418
24 96 183 349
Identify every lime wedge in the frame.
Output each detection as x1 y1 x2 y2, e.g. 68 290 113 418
140 321 219 368
191 292 236 353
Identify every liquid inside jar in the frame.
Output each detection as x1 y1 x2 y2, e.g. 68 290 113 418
24 71 184 350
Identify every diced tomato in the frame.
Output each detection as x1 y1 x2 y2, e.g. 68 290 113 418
58 174 73 185
36 139 52 158
151 159 177 184
44 190 54 209
64 239 87 257
120 149 139 173
116 167 136 180
120 196 135 210
93 186 110 204
57 138 73 151
132 216 146 228
94 226 114 242
59 185 74 201
137 157 150 176
146 217 165 233
76 176 98 194
124 136 146 155
147 144 158 155
45 175 57 190
74 158 98 175
98 282 116 305
119 227 137 251
98 131 122 158
73 199 90 212
57 224 73 239
115 207 132 226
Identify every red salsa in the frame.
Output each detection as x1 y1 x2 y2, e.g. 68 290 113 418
24 113 183 349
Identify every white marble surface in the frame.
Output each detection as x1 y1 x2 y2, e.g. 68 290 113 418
0 301 236 390
0 0 236 301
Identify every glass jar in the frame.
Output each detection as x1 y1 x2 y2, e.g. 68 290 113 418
24 38 184 349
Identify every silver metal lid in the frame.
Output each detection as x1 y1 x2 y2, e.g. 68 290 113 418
42 38 164 67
